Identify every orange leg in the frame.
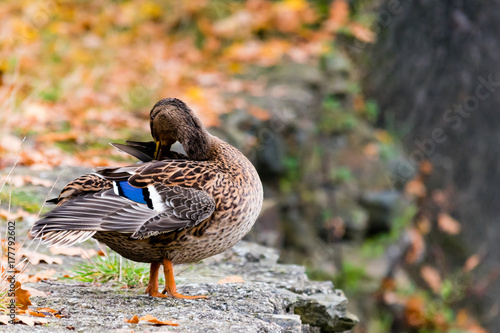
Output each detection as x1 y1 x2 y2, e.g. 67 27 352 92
160 258 207 299
145 262 168 298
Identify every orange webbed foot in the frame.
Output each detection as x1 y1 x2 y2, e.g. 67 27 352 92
161 259 207 299
146 288 169 298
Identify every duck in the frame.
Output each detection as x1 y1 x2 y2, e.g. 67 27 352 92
31 98 263 299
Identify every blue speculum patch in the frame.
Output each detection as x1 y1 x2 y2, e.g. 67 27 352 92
116 181 147 204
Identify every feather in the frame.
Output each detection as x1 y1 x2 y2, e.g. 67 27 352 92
113 181 152 209
110 141 156 162
31 185 215 241
110 140 188 162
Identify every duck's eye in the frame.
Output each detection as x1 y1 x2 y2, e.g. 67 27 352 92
150 115 155 120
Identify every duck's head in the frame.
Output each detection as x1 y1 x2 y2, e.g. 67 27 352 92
150 98 212 160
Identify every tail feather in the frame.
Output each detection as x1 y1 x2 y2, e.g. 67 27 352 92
110 141 156 162
35 230 96 247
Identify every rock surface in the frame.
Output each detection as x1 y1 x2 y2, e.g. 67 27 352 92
9 241 357 332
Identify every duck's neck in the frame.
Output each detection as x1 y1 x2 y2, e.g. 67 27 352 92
178 125 213 161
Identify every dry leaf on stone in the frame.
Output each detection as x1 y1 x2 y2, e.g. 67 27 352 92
28 176 53 187
22 250 62 265
36 131 78 143
139 314 179 326
125 314 178 326
15 315 48 326
0 175 52 188
50 246 98 259
124 315 139 324
0 208 38 222
218 275 245 284
31 307 69 318
0 315 12 325
28 310 46 317
19 269 57 283
24 287 47 298
15 281 32 310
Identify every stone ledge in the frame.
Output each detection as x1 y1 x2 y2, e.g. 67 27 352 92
10 241 358 332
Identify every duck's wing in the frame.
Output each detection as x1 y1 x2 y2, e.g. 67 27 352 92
97 159 217 189
46 174 113 205
31 160 217 247
126 184 215 239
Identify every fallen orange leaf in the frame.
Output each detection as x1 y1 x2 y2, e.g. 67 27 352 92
420 265 442 293
125 315 139 324
248 105 271 121
404 178 426 197
456 309 469 327
15 315 48 326
438 213 461 235
218 275 245 284
139 314 158 321
415 215 431 235
28 310 46 318
463 254 481 272
363 143 379 159
404 296 426 328
36 307 57 314
0 174 53 188
0 208 38 222
0 315 12 325
36 131 78 143
24 287 47 298
405 228 425 264
419 160 433 175
15 281 32 310
22 250 63 265
19 269 57 283
50 246 98 259
348 22 375 43
139 314 178 326
326 0 349 31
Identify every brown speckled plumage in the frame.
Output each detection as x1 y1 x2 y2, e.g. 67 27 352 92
92 137 262 264
31 98 263 298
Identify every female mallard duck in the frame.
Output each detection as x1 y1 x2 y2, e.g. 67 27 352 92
31 98 263 299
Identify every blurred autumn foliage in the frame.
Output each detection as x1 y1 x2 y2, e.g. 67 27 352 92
0 0 371 168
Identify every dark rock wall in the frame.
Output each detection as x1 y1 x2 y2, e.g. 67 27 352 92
364 0 500 329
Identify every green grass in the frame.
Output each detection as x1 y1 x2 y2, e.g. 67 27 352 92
0 189 45 214
0 290 9 314
68 251 161 288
